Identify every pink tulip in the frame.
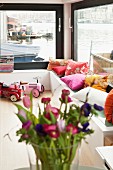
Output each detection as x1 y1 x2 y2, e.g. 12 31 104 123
22 134 29 139
66 124 78 135
23 96 31 109
49 131 60 138
18 109 27 119
62 89 70 96
57 119 66 132
61 94 72 103
45 104 59 119
41 97 51 104
43 124 60 138
43 124 57 132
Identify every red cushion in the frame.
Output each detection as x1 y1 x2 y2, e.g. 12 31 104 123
104 89 113 123
52 66 67 76
65 60 89 76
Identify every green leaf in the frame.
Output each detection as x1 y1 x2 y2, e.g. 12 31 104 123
14 103 28 112
16 113 26 123
30 92 33 113
49 140 59 161
50 112 56 124
40 115 51 124
30 114 39 125
80 116 89 124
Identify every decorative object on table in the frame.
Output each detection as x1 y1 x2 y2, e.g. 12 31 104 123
0 82 22 102
104 89 113 124
15 89 103 170
0 56 14 72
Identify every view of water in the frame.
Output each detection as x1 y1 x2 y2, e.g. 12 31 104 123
19 37 56 61
7 23 113 62
77 23 113 62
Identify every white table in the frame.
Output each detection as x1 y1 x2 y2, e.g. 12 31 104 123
96 146 113 170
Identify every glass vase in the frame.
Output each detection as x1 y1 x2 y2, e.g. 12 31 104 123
27 143 80 170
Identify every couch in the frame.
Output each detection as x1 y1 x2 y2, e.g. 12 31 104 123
0 69 113 168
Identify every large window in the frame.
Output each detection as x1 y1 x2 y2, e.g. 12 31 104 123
0 4 64 69
71 0 113 62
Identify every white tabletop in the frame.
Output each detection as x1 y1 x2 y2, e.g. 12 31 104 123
96 146 113 170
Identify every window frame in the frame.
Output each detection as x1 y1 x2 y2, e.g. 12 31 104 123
0 3 64 70
71 0 113 60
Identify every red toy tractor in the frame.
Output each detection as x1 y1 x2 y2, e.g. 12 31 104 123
0 82 22 102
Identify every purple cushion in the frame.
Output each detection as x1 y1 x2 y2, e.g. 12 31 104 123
60 74 85 90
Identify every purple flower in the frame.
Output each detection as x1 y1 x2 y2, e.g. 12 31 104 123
82 122 89 130
81 103 91 116
35 124 46 136
93 104 103 111
22 120 32 130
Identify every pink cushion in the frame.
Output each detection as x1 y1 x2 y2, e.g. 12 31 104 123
52 66 67 76
61 74 85 90
65 60 89 76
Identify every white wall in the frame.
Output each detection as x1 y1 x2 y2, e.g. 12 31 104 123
64 3 71 59
0 11 7 43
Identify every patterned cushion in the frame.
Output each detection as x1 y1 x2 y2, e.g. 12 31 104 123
65 60 89 76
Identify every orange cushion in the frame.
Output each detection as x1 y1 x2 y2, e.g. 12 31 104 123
104 89 113 123
47 59 69 70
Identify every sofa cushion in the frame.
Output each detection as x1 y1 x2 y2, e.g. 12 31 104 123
60 74 85 91
47 58 69 70
72 87 108 107
65 60 89 76
104 89 113 123
52 66 67 77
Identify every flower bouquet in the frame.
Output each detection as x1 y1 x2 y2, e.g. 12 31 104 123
15 89 103 170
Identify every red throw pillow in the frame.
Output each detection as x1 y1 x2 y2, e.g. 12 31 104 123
52 66 67 77
104 89 113 123
65 60 89 76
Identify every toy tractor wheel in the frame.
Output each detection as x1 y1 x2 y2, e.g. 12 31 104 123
41 85 44 93
32 88 40 98
10 95 17 102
